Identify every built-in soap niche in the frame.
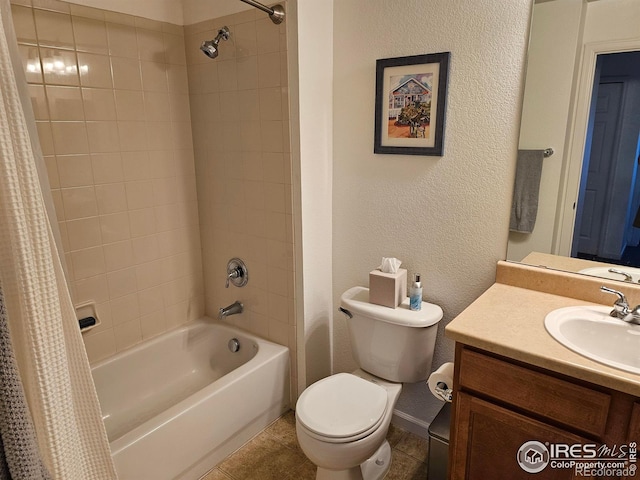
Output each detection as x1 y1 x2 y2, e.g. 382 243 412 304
75 302 100 333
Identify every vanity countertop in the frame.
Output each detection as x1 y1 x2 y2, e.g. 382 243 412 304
445 263 640 397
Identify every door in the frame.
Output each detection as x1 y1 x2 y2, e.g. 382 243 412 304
575 82 624 256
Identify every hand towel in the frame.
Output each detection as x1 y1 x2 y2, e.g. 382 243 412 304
509 149 545 233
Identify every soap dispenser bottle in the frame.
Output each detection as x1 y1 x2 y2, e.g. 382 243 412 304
409 274 422 311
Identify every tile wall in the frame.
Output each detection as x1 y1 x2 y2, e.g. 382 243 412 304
184 6 297 392
11 0 205 362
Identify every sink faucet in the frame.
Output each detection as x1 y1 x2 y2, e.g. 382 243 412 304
219 301 243 320
600 286 640 325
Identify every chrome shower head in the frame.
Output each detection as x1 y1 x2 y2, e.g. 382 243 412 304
200 26 230 59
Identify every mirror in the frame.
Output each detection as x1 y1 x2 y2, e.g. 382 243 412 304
506 0 640 282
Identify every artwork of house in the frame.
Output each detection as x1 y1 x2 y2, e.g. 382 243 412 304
388 74 432 119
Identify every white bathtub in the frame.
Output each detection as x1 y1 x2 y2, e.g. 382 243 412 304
91 319 290 480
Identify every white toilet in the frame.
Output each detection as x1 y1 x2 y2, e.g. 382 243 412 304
295 286 443 480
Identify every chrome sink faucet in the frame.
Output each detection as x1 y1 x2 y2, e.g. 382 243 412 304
600 286 640 325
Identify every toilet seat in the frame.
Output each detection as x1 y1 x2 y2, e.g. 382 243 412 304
296 373 388 444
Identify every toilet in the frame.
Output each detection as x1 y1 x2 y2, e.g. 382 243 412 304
295 286 443 480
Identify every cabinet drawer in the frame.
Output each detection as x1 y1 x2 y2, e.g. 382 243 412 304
458 348 611 438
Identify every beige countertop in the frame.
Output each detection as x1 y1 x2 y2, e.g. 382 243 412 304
445 262 640 397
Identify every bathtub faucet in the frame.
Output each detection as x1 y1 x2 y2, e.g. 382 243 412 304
219 301 243 320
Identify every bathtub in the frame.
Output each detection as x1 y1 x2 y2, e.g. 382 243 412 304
91 318 290 480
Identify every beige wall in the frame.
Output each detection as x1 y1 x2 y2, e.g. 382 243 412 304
185 6 297 393
12 0 204 363
332 0 531 430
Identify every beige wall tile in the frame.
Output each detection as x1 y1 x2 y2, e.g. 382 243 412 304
128 207 156 237
61 185 97 219
135 259 163 290
106 267 137 299
99 211 130 243
18 44 43 83
71 246 105 279
111 56 142 90
259 87 282 121
140 310 167 339
106 22 137 58
257 52 280 88
44 155 59 188
40 47 79 85
95 182 127 214
117 121 148 151
72 16 108 54
73 273 108 304
34 9 74 49
66 216 101 250
28 83 48 120
103 239 133 271
81 87 116 121
143 91 170 120
57 154 92 187
114 90 145 121
136 28 164 62
217 59 237 91
234 22 257 58
68 4 104 20
12 4 37 44
125 180 154 209
77 52 112 88
113 319 142 351
140 60 168 92
46 85 83 120
137 284 163 315
86 121 120 153
164 33 186 65
91 152 123 184
255 18 280 55
31 0 69 13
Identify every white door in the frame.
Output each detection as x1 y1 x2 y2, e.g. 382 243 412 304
575 82 623 256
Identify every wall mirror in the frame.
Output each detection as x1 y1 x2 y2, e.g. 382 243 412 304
506 0 640 284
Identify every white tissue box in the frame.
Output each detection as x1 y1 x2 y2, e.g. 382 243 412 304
369 268 407 308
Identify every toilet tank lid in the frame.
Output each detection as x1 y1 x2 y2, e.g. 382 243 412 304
340 286 443 327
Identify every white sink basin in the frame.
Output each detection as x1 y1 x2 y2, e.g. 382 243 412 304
544 306 640 374
578 266 640 283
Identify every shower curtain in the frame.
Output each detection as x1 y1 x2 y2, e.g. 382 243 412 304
0 0 117 478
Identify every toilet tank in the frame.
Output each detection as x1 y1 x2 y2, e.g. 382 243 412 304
340 286 443 383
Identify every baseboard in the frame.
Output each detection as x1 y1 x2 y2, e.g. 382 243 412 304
391 409 430 439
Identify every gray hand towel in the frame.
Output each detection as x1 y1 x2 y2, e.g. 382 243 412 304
509 149 545 234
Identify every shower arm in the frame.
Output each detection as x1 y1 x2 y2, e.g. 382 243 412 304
239 0 285 24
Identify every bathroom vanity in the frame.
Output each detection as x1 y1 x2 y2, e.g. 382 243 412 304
445 261 640 480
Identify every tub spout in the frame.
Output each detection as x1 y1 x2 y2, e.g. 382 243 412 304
219 301 243 319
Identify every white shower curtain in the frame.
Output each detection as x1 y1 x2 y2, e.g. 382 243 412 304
0 1 117 478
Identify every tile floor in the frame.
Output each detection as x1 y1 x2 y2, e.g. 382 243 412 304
200 410 429 480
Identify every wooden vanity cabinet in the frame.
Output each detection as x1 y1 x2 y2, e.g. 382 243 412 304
449 345 640 480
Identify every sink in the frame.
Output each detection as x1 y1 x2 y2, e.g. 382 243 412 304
578 266 640 283
544 306 640 375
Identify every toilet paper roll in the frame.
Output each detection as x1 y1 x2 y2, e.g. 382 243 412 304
427 362 454 402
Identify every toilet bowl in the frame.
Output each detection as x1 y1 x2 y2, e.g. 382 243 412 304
295 286 443 480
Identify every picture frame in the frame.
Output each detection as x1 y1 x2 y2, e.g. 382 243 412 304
374 52 450 156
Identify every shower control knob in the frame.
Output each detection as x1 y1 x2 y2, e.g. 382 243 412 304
225 258 248 288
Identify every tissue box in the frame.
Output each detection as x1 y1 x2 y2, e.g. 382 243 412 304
369 268 407 308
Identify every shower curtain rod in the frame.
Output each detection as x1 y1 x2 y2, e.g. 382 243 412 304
239 0 285 24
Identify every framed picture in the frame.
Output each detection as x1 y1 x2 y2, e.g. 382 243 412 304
374 52 450 156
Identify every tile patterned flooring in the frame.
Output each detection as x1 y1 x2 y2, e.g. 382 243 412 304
200 411 429 480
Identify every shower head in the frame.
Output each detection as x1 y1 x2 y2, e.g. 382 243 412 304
200 26 230 59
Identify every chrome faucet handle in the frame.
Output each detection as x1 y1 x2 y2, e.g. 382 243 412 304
600 286 630 318
225 258 248 288
608 268 633 282
623 305 640 325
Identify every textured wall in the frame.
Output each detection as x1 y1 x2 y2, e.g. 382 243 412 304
332 0 531 430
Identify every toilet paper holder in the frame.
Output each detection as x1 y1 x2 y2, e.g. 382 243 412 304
434 382 453 402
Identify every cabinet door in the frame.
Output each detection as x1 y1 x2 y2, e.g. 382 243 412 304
450 392 590 480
